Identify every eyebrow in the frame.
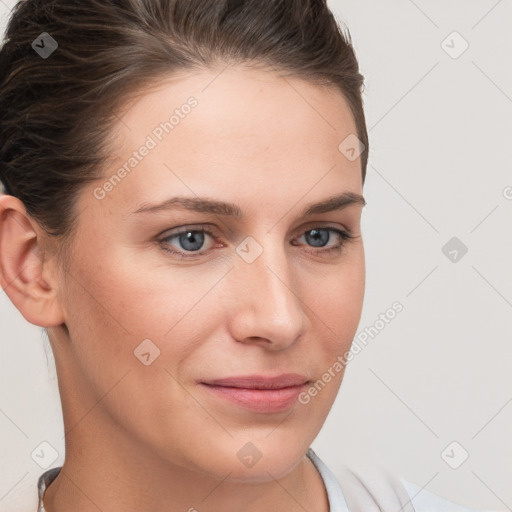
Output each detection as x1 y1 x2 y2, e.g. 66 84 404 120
131 191 366 217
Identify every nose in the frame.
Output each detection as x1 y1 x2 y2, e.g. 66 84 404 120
226 239 309 351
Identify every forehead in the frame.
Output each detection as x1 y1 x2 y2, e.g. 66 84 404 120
87 65 362 217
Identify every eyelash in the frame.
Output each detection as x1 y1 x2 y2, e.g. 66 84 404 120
158 224 353 260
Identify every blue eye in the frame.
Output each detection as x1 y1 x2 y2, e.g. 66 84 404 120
295 228 351 249
170 230 208 252
160 227 216 258
159 226 352 259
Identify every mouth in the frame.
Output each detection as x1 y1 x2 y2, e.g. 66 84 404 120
199 374 310 413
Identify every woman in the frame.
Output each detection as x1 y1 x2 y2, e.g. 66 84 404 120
0 1 480 510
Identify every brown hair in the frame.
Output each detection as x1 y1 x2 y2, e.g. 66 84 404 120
0 0 368 251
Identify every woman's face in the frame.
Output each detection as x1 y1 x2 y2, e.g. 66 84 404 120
50 65 365 481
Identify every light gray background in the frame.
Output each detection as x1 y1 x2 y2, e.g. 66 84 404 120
1 1 511 511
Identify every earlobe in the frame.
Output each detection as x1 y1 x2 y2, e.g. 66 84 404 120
0 195 65 327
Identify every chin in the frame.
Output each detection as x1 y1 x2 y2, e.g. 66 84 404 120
182 432 311 484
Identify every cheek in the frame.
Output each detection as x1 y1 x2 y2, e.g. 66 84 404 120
59 245 225 395
57 252 214 442
308 254 365 347
288 253 365 410
64 242 209 340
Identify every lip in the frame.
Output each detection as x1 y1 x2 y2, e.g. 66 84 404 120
200 374 310 413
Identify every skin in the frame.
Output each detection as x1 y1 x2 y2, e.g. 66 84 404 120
0 64 365 512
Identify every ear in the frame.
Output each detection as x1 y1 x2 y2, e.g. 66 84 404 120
0 194 65 327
